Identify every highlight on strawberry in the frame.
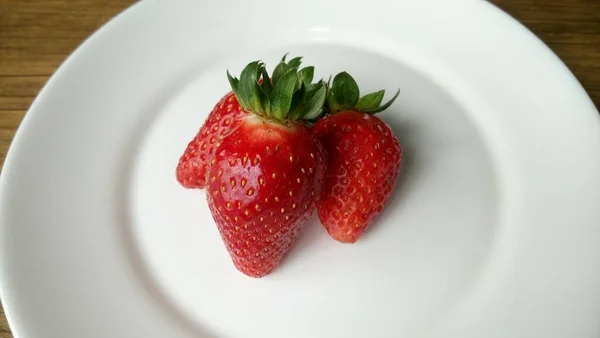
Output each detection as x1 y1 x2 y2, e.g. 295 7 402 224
314 72 402 243
203 57 328 277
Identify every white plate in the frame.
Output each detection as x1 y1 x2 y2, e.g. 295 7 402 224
2 0 600 337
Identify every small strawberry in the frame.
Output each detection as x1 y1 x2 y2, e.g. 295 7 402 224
176 92 246 188
313 72 401 243
206 59 327 277
176 55 311 189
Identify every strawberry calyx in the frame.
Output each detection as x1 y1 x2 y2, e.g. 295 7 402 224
326 71 400 114
227 55 328 123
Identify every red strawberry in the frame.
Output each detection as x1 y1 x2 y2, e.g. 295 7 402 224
176 92 247 188
176 55 309 189
206 59 327 277
313 72 401 243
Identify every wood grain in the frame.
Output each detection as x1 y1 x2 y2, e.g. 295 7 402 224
0 0 598 337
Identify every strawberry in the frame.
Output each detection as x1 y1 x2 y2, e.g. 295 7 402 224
176 92 247 188
206 59 327 277
176 55 310 189
313 72 401 243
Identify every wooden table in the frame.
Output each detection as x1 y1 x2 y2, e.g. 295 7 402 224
0 0 599 336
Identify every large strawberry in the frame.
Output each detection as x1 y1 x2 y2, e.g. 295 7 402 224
206 59 327 277
313 72 401 243
176 55 311 189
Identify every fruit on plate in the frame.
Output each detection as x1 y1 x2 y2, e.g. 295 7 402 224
176 55 313 189
206 59 328 277
313 72 401 243
176 91 246 188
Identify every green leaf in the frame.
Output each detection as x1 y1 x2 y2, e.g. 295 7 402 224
249 82 267 113
227 70 241 102
368 89 400 113
355 90 385 111
238 61 263 110
287 56 302 69
288 81 327 121
302 82 328 120
327 91 342 113
288 84 306 121
260 67 273 98
331 72 360 108
270 68 298 120
247 63 268 113
281 53 289 62
257 84 271 113
298 67 314 86
272 62 290 87
225 55 331 122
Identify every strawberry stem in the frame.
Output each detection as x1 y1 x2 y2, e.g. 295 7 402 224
227 55 327 123
326 71 400 114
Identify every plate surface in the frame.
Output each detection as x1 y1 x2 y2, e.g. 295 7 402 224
2 1 600 337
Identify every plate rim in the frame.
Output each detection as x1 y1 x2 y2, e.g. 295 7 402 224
1 1 600 337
